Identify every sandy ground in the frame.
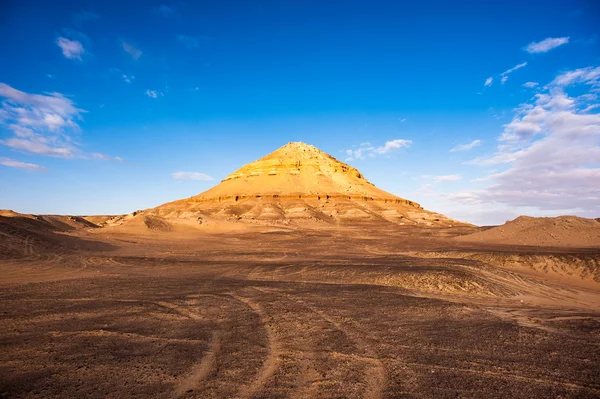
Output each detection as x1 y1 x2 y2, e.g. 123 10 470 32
1 221 600 398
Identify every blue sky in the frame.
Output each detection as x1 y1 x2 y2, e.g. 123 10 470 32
1 0 599 225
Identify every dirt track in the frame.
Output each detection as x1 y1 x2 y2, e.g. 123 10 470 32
1 223 600 398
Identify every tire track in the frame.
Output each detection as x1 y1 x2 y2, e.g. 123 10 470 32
155 301 204 320
255 287 388 399
172 330 222 398
230 294 281 399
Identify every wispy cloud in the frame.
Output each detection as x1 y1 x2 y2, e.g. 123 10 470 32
109 68 134 83
172 171 214 180
0 83 84 158
500 62 527 84
462 66 600 213
450 139 481 152
502 62 528 76
525 37 569 53
551 66 600 87
1 137 73 157
523 81 539 89
582 104 600 113
122 41 142 60
484 62 527 87
378 139 412 153
56 37 84 61
0 157 47 171
145 89 163 99
345 139 412 161
92 153 123 162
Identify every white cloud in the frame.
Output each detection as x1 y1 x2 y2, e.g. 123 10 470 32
582 104 600 113
92 153 123 161
399 118 407 122
462 66 600 214
525 37 569 54
109 68 134 83
523 81 539 89
467 151 518 166
551 66 600 87
1 137 73 157
377 139 412 154
172 171 214 180
0 83 84 157
0 157 47 171
145 89 163 99
502 62 528 76
122 41 142 60
56 37 84 61
499 62 527 84
450 139 481 152
484 62 527 87
345 139 412 160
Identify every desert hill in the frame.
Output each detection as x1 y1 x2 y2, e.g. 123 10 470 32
456 215 600 247
0 210 109 258
120 142 468 229
194 141 416 203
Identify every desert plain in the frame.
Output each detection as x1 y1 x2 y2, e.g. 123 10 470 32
1 143 600 398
